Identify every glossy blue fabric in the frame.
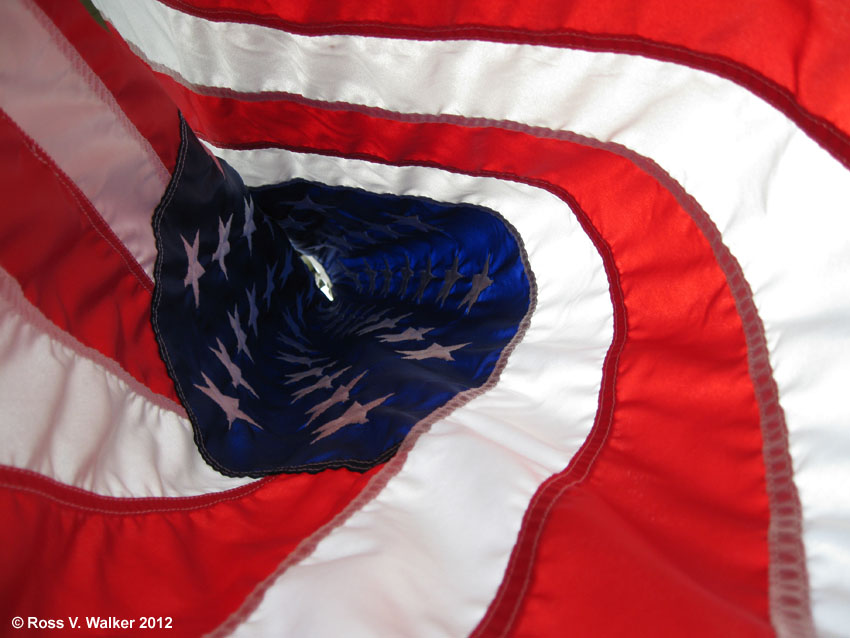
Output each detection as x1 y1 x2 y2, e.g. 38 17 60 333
152 123 531 476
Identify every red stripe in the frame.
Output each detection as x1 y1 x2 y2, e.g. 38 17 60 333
0 110 178 401
157 0 850 170
0 83 388 638
34 0 180 173
158 84 774 635
0 465 377 637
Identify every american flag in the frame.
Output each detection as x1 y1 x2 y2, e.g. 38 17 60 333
1 0 849 636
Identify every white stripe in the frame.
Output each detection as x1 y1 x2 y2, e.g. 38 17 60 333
97 4 850 632
0 266 255 498
205 149 612 638
0 0 166 278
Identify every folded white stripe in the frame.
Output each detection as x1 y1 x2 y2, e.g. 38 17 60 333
0 265 255 498
0 0 167 279
203 150 611 638
96 3 850 633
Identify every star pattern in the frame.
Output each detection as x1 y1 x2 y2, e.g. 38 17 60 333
415 255 434 303
377 326 433 343
194 372 261 431
276 352 328 366
264 262 277 309
389 213 440 234
279 249 293 286
157 167 528 474
367 220 402 238
262 212 277 236
246 286 259 336
357 313 412 336
289 193 329 214
277 331 317 353
292 366 350 402
363 259 377 295
212 214 233 278
242 196 257 255
311 393 393 443
227 306 252 361
284 363 330 385
325 234 352 253
380 257 393 296
399 254 414 297
210 338 257 397
436 254 464 306
459 253 494 313
282 309 307 342
305 371 367 426
397 341 470 361
339 261 362 293
181 231 205 308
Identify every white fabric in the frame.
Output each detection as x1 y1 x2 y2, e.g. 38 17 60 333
0 265 255 498
208 149 611 638
0 0 166 279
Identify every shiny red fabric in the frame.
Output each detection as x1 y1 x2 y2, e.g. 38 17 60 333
0 466 378 636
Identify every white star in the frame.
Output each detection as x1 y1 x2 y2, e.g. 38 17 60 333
181 231 205 308
246 286 259 336
377 326 434 343
305 371 367 426
399 254 413 297
279 250 293 286
459 253 494 314
284 364 330 385
262 213 277 236
194 372 262 431
242 196 257 255
311 393 393 443
283 309 307 341
210 338 257 397
291 367 350 402
388 213 440 233
357 313 412 336
277 331 317 353
228 306 253 361
397 341 470 361
436 254 464 307
264 262 277 310
276 352 328 366
415 255 434 303
289 193 329 213
350 308 391 334
380 257 394 295
212 213 233 278
363 259 377 294
339 261 362 293
324 234 352 252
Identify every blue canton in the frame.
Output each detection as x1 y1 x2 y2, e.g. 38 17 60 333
151 120 533 476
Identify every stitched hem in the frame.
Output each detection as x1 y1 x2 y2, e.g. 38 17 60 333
150 0 850 171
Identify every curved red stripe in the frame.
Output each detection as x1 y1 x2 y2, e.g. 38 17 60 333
157 0 850 170
0 110 178 401
0 465 377 637
34 0 180 173
162 86 778 634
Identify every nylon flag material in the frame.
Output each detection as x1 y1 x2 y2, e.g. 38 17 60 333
1 0 849 637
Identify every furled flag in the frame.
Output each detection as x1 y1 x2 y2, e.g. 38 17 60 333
1 0 849 637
